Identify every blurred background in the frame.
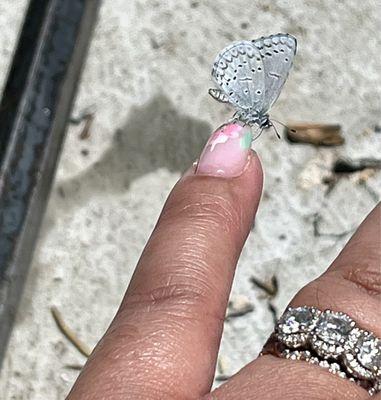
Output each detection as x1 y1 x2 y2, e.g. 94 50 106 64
0 0 380 398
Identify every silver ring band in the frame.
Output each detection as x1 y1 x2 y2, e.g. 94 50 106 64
261 306 381 396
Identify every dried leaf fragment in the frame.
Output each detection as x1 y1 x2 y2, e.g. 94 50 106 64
286 123 344 146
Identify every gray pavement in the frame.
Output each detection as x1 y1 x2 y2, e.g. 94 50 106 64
0 1 380 398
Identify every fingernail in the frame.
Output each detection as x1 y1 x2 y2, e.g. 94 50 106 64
196 122 252 177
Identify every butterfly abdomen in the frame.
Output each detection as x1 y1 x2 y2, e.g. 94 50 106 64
208 88 230 103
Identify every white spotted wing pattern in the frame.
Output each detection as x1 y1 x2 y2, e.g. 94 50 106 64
210 33 297 128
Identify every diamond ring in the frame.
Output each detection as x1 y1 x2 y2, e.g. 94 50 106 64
261 306 381 396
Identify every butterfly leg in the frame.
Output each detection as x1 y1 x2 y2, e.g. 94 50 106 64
252 127 263 142
225 110 238 125
269 122 281 139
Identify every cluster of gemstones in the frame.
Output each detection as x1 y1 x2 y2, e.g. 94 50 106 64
275 306 381 395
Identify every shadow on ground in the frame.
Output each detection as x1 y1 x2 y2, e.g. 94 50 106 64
17 95 212 321
55 95 212 211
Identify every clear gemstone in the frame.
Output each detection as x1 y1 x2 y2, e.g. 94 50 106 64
315 312 352 344
279 307 313 334
357 335 381 371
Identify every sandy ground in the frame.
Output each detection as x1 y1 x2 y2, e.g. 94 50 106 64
0 1 380 398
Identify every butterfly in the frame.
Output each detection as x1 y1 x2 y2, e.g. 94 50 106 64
209 33 297 135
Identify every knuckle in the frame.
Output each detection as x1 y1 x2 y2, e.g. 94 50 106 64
299 262 381 311
340 260 381 296
127 282 207 307
100 282 221 363
297 275 346 309
330 239 381 297
341 240 381 266
123 281 223 323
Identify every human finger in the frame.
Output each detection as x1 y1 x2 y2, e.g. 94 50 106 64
208 203 380 400
68 123 263 399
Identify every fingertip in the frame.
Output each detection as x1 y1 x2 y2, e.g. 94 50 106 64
181 149 263 199
182 150 263 182
195 123 255 178
246 150 264 187
174 149 263 240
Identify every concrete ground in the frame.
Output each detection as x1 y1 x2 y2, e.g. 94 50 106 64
0 1 380 398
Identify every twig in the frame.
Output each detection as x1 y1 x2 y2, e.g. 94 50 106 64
312 213 351 239
51 306 92 358
215 374 231 382
225 295 254 320
268 303 278 326
250 276 279 327
333 158 381 174
69 106 95 140
250 275 278 298
215 356 231 382
78 113 94 140
64 364 84 371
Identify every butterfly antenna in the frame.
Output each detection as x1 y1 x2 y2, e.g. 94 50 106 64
272 123 281 139
271 118 297 134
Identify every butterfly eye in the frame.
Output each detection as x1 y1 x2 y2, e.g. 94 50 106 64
256 90 262 95
284 57 289 62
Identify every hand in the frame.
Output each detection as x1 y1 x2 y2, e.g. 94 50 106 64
67 123 381 399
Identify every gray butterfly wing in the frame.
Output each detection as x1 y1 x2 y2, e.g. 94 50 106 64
211 41 265 112
252 33 297 113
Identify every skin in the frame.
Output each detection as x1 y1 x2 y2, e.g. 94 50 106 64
67 151 381 400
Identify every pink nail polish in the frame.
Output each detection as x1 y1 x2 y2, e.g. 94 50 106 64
196 122 253 177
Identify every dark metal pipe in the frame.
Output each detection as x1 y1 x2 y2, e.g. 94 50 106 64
0 0 100 366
